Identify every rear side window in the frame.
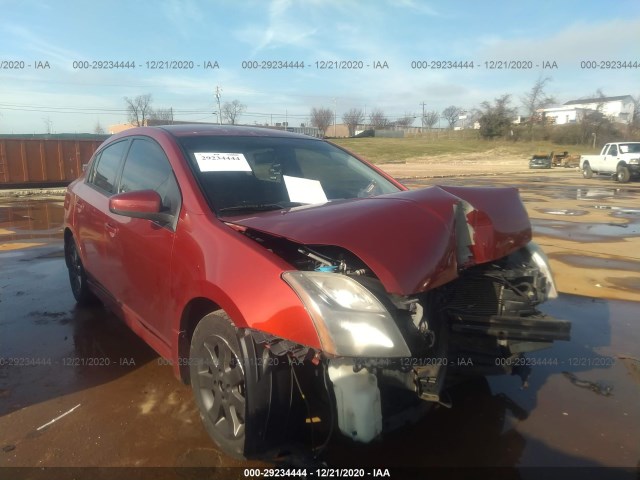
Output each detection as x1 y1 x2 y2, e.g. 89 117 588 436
88 140 128 194
118 138 180 216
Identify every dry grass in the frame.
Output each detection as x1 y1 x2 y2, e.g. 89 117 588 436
331 133 599 164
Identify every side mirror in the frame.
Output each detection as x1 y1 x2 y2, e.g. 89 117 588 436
109 190 173 223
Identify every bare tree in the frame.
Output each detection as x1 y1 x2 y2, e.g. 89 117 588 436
629 94 640 135
42 116 53 134
149 107 174 124
394 114 415 128
342 108 365 136
369 109 390 129
422 111 439 129
521 76 555 140
124 94 153 127
441 105 462 129
94 121 105 134
222 100 246 125
310 107 334 136
579 89 615 145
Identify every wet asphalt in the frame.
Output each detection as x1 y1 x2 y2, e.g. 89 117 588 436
0 172 639 478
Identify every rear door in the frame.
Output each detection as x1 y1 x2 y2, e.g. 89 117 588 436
108 137 181 343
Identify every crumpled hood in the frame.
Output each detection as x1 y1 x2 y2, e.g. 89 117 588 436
228 186 532 295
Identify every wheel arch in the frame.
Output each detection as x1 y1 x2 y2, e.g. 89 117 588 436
177 296 221 384
63 228 74 268
63 227 83 268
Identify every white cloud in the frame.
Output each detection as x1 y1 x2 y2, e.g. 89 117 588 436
1 24 82 65
390 0 440 16
475 18 640 64
160 0 205 38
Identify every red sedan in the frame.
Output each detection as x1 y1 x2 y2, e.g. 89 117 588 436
64 125 569 458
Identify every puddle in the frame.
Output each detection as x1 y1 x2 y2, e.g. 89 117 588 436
548 254 640 273
536 208 588 216
606 277 640 293
0 200 64 241
575 188 635 200
532 218 640 241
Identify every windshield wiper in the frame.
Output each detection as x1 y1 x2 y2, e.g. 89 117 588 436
218 202 293 214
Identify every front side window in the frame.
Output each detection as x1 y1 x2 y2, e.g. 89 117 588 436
177 136 400 215
88 140 128 194
118 138 180 216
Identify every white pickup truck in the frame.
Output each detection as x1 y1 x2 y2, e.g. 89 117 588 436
580 142 640 182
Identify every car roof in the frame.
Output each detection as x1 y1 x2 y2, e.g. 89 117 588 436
156 124 322 140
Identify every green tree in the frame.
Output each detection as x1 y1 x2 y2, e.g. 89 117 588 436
476 95 516 139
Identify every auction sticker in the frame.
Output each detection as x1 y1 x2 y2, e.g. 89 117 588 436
194 152 252 172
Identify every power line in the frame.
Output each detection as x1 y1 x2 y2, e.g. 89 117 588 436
0 102 424 122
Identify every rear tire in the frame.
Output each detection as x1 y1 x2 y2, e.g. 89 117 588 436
616 165 631 183
65 238 97 305
582 163 593 179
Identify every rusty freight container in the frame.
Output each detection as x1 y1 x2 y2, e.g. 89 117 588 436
0 138 104 188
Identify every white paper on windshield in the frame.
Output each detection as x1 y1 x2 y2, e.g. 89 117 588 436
283 175 328 204
194 152 252 172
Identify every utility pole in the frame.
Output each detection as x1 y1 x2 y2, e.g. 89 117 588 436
333 97 337 137
420 101 427 130
215 86 222 125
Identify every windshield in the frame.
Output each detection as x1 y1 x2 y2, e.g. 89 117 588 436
177 135 401 215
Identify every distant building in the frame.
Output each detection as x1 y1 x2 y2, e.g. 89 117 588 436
538 95 635 125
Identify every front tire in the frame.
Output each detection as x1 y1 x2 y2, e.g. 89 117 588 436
582 163 593 179
190 312 248 458
616 165 631 183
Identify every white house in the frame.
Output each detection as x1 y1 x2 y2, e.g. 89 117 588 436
539 95 635 125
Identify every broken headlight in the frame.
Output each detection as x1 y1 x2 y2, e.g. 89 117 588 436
525 242 558 300
282 271 411 357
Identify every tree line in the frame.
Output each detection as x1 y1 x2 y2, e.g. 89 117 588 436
310 78 640 144
114 79 640 145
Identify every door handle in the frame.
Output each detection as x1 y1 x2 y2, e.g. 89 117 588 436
105 222 118 237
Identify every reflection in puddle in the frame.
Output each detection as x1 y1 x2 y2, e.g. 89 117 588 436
576 188 634 200
0 200 64 242
606 276 640 292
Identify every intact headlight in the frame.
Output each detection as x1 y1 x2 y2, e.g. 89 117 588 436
525 242 558 300
282 271 411 357
628 158 639 165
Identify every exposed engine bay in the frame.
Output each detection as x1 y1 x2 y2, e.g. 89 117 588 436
236 226 570 446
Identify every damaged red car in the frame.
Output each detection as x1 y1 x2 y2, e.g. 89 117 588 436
63 125 570 458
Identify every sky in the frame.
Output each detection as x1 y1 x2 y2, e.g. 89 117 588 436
0 0 639 133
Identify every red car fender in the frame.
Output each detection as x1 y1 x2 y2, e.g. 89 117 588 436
168 211 322 370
